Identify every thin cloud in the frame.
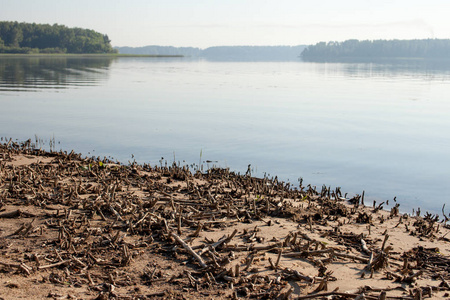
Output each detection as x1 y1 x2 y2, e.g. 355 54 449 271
255 19 432 31
157 19 434 36
157 24 232 29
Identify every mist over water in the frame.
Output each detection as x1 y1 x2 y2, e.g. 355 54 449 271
1 56 450 215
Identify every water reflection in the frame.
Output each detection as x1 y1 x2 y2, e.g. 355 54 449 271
1 57 450 214
304 58 450 80
0 56 115 92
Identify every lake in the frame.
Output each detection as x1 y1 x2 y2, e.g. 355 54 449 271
1 56 450 215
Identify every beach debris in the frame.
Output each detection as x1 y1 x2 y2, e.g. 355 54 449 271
0 141 449 299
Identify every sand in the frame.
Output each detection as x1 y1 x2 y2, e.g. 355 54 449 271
0 140 449 299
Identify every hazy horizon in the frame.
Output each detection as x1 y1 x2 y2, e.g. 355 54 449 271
2 0 450 48
116 44 307 49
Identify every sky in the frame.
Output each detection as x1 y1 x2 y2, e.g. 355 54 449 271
2 0 450 48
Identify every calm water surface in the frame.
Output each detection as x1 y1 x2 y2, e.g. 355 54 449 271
1 56 450 214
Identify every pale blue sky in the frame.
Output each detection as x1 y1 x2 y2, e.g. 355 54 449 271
1 0 449 48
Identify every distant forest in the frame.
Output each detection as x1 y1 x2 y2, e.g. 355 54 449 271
116 45 307 61
301 39 450 61
0 21 116 54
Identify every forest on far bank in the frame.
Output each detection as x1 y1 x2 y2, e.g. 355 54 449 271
301 39 450 61
115 45 306 61
0 21 116 54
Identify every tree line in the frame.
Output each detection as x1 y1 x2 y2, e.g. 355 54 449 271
301 39 450 61
0 21 116 54
115 45 307 61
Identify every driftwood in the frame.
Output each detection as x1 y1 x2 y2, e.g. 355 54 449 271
296 290 405 300
38 259 73 270
284 249 370 264
170 232 207 268
0 261 32 275
0 141 449 299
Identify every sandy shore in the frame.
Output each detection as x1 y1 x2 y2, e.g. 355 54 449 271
0 140 449 299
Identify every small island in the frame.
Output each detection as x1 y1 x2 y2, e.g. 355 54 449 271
301 39 450 61
0 21 117 54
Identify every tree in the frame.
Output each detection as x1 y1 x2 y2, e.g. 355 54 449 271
0 21 116 54
301 39 450 61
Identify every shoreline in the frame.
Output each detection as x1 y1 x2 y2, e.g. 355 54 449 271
0 53 184 58
2 137 442 218
0 141 449 299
